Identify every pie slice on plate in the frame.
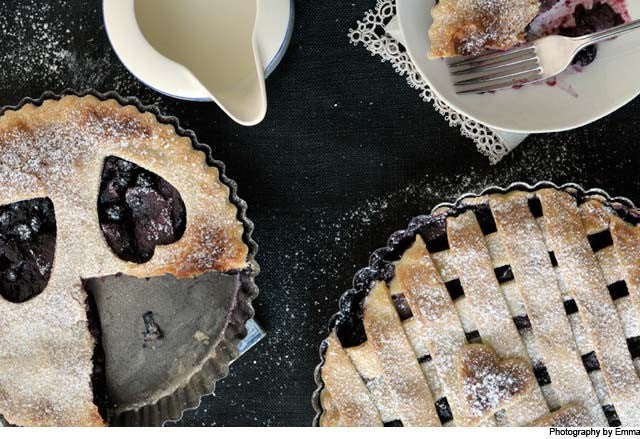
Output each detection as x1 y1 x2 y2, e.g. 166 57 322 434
428 0 541 58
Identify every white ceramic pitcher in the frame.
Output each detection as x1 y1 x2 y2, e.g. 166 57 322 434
104 0 269 126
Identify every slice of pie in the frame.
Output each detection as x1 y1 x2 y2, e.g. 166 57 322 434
316 186 640 426
428 0 541 58
0 95 252 426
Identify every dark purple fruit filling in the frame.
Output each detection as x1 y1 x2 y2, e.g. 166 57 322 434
540 0 561 13
0 198 56 303
560 3 625 67
391 293 413 321
98 156 186 264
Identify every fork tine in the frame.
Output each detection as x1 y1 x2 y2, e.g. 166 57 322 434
450 54 538 76
447 46 535 68
455 72 543 95
454 66 542 86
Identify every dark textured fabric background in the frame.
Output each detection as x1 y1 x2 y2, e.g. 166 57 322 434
0 0 639 427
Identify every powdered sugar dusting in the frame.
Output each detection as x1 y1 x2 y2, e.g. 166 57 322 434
459 344 532 419
0 2 73 84
0 1 166 111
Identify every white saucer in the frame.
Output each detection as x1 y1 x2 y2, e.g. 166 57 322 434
103 0 294 102
397 0 640 133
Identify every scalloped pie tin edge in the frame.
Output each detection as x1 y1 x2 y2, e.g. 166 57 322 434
311 181 638 426
0 89 260 427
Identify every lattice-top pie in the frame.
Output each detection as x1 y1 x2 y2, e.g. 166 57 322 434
428 0 541 58
316 186 640 426
0 95 251 426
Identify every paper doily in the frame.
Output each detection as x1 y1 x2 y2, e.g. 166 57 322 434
348 0 521 164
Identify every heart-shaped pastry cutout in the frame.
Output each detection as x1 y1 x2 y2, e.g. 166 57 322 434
0 198 56 303
458 343 534 422
98 156 187 264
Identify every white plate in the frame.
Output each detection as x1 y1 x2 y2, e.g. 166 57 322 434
103 0 294 102
397 0 640 133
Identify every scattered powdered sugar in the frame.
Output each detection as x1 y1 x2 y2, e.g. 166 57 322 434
0 1 167 111
0 2 75 85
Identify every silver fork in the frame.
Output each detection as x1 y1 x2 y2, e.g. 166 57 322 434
449 19 640 95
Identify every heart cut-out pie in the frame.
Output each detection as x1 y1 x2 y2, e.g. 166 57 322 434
0 95 255 426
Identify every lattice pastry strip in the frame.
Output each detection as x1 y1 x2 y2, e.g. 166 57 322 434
518 329 562 410
595 246 624 286
342 342 398 423
319 390 342 426
566 312 615 412
321 333 382 426
489 192 607 425
614 297 640 341
531 404 594 427
538 189 640 425
579 198 615 233
611 217 640 320
395 235 499 425
447 210 549 425
362 282 440 426
390 280 449 414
